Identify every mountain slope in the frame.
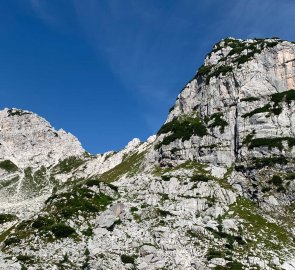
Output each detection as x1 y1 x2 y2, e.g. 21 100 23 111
0 38 294 270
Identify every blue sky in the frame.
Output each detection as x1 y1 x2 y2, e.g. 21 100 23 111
1 0 295 153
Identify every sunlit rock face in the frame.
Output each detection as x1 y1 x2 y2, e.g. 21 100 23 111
151 38 295 167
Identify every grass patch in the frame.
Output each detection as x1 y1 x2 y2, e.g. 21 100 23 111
100 151 146 182
227 197 292 250
54 156 85 174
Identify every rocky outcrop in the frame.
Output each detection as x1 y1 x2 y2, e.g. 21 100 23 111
151 38 295 167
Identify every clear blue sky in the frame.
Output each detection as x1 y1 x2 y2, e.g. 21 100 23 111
1 0 295 153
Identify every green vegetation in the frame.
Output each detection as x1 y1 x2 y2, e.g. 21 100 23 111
7 109 30 117
271 89 295 105
205 65 233 84
155 116 207 149
213 261 243 270
0 214 16 224
45 187 113 219
54 156 85 174
2 179 115 245
51 224 76 238
100 151 146 182
206 249 224 260
269 175 283 186
242 132 255 145
120 254 135 264
285 173 295 180
268 175 286 192
242 90 295 118
190 174 211 182
206 224 245 250
32 216 54 229
248 137 295 151
250 156 288 169
227 197 292 250
242 104 272 118
4 236 21 246
240 97 260 102
161 175 171 181
197 65 212 76
20 166 57 198
208 113 228 133
0 160 18 172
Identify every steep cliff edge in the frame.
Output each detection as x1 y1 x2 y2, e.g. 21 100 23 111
151 37 295 167
0 38 294 270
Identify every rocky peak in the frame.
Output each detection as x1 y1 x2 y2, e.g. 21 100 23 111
0 108 85 169
153 37 295 167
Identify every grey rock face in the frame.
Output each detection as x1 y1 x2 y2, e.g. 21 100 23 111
151 38 295 167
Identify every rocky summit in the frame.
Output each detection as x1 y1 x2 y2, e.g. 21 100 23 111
0 37 295 270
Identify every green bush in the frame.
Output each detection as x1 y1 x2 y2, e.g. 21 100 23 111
206 249 223 260
198 65 212 76
206 66 233 84
7 109 30 117
190 174 211 182
4 236 20 246
248 137 283 150
0 160 18 172
242 104 271 118
32 216 54 229
240 97 260 102
271 89 295 105
0 213 16 224
208 113 228 133
130 207 138 212
46 187 113 219
285 173 295 180
120 254 135 264
161 175 171 181
251 156 288 169
248 137 295 151
270 175 283 186
51 224 75 238
155 116 207 149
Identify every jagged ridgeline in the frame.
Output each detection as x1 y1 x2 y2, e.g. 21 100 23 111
0 38 295 270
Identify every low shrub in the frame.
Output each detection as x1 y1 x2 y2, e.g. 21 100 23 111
120 254 135 264
155 116 207 149
51 224 75 238
240 97 260 102
0 160 18 172
190 174 211 182
32 216 54 229
0 214 16 224
270 175 283 186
